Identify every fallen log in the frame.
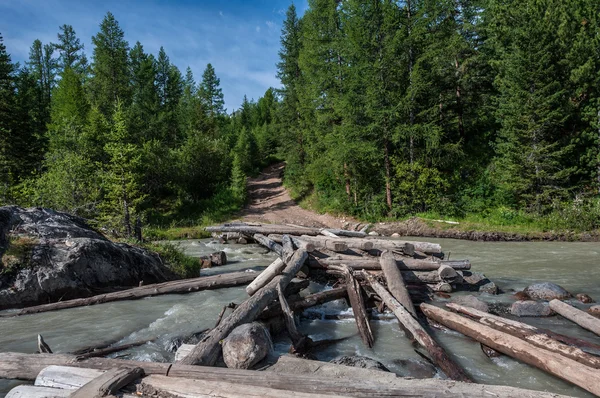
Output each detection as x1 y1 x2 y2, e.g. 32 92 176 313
319 229 340 238
74 338 155 359
328 265 374 348
178 249 308 366
360 272 471 382
447 303 600 369
437 264 461 283
322 228 367 238
277 282 310 351
380 251 416 316
253 234 283 257
246 258 285 296
0 271 257 317
447 302 600 356
309 257 470 271
421 303 600 396
0 353 573 398
6 386 71 397
259 287 348 319
69 366 144 397
549 299 600 337
206 224 322 236
297 235 373 250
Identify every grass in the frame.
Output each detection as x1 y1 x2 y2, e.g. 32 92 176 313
141 241 201 278
1 236 38 276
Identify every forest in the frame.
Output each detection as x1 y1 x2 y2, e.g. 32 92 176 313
1 0 600 236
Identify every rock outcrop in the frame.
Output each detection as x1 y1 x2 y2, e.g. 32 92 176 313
0 206 177 310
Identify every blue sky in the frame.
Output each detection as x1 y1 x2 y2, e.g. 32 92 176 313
0 0 308 111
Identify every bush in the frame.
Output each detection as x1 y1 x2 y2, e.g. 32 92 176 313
142 242 200 278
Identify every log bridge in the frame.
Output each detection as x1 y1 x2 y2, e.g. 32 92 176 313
1 222 599 397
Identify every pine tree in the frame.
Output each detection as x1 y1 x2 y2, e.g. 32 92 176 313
90 12 131 116
53 24 88 74
0 33 17 201
199 63 225 118
102 101 145 236
129 42 159 142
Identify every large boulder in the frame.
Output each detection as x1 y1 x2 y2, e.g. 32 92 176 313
330 355 389 372
510 300 554 317
222 322 272 369
451 295 489 313
0 206 177 310
523 282 572 301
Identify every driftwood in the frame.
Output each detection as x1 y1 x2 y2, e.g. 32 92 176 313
297 235 373 250
206 224 322 236
322 228 367 238
74 339 155 359
549 299 600 336
6 386 72 397
421 303 600 396
361 272 471 382
277 282 309 350
0 271 256 318
328 265 374 348
246 258 285 296
437 264 461 283
259 287 348 319
69 367 144 397
0 352 574 398
447 302 600 356
214 303 237 328
178 249 308 366
319 229 340 238
380 251 416 316
253 234 283 257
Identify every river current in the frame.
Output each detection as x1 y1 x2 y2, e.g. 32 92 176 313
1 238 599 397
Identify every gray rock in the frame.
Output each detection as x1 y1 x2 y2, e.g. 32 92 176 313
510 300 554 317
390 358 437 378
330 355 389 372
368 231 380 236
479 282 498 295
391 233 400 237
222 322 272 369
0 206 177 310
589 305 600 316
451 295 489 313
523 282 572 300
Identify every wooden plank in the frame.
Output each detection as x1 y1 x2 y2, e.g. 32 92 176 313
1 271 256 317
361 272 471 382
549 299 600 336
421 303 600 396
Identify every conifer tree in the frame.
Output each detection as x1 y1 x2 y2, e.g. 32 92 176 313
199 63 225 118
53 24 88 74
0 33 16 201
90 12 131 116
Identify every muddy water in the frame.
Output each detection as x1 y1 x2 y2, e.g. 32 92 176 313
1 238 599 397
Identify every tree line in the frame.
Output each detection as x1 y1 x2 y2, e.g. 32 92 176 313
275 0 600 228
0 12 277 235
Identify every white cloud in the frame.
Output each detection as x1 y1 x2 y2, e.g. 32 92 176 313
265 20 276 29
256 26 261 33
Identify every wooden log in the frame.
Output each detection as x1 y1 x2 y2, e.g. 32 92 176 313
319 229 340 238
380 251 416 316
259 287 348 319
6 386 71 397
178 249 308 366
437 263 461 283
281 235 295 260
74 339 154 359
328 265 374 348
421 303 600 396
427 282 452 293
0 271 257 317
298 235 374 250
245 258 285 296
309 257 470 271
549 299 600 336
253 234 283 257
447 302 600 356
69 367 143 397
446 303 600 369
36 365 104 390
322 228 367 238
0 352 574 398
139 374 345 398
367 238 442 255
277 282 309 351
360 272 471 382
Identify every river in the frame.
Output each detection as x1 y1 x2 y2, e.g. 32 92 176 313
1 238 599 397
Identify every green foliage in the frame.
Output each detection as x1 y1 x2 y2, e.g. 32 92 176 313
1 236 37 276
141 241 200 278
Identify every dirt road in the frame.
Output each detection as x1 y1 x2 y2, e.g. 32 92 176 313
239 163 355 229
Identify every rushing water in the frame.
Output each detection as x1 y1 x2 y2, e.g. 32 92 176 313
1 238 599 397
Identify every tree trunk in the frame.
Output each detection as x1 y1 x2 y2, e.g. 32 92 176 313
1 271 256 318
253 234 283 257
309 257 469 271
549 299 600 336
69 367 144 398
178 249 308 366
361 272 471 382
421 304 600 396
246 258 285 296
259 287 348 320
380 251 416 316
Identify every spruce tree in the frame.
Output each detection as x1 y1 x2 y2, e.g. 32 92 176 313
53 24 88 74
0 33 16 201
90 12 131 116
199 63 225 118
